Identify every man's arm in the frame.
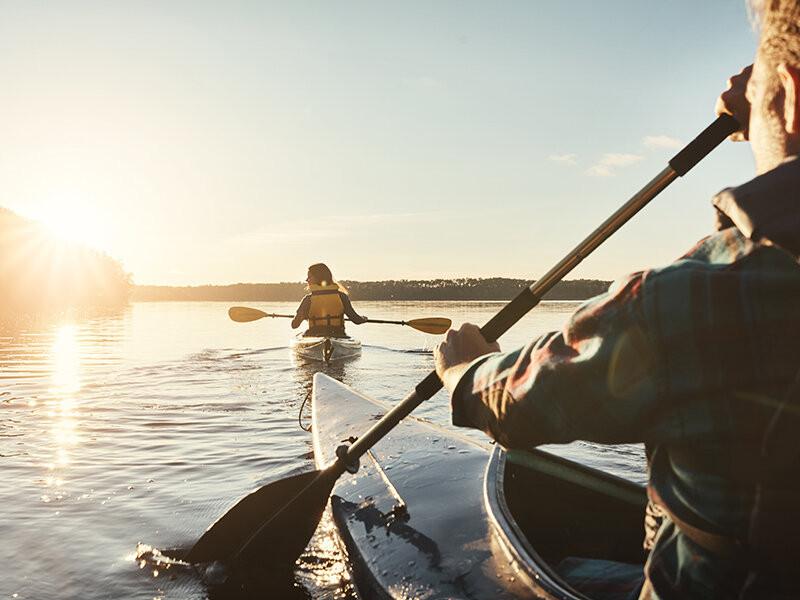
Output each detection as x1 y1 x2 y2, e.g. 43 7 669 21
434 66 762 450
436 273 661 449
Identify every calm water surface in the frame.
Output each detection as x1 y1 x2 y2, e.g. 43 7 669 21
1 301 645 599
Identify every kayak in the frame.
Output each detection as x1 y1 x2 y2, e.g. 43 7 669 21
291 334 361 363
312 372 648 599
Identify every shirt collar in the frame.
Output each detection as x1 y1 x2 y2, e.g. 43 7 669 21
712 156 800 258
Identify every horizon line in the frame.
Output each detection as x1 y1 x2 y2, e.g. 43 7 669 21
134 276 614 288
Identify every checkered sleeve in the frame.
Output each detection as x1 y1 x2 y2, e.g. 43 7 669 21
451 272 662 448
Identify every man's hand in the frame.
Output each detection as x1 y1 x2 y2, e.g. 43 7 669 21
434 323 500 393
715 64 753 141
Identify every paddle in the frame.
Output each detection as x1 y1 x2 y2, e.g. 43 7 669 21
227 305 451 335
187 114 740 567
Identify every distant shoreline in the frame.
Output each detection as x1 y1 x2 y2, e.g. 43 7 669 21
132 278 611 303
131 298 589 303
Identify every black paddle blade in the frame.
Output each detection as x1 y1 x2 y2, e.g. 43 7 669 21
186 467 339 568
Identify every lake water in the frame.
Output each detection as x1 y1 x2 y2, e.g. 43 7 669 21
0 300 646 599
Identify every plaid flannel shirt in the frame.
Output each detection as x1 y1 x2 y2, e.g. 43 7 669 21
452 157 800 599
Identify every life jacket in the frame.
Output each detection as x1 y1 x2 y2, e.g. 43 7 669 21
307 283 345 334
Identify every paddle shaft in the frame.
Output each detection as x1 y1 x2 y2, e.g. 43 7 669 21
253 312 421 327
188 114 738 566
341 114 739 466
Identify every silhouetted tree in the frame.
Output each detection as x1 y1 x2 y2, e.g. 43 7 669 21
0 207 131 316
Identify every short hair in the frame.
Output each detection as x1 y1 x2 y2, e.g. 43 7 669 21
750 0 800 69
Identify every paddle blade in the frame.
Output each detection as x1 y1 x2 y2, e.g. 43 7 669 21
186 468 338 567
406 317 452 335
228 306 269 323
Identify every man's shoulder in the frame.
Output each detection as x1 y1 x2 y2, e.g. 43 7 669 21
678 227 754 266
637 229 800 309
602 230 752 296
650 227 799 278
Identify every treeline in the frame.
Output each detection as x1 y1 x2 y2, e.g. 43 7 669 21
0 207 131 316
133 277 611 302
344 278 611 301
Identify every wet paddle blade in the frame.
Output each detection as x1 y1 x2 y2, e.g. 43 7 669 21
406 317 452 335
228 306 269 323
186 467 338 567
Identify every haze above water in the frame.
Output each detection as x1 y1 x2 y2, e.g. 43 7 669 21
1 300 645 599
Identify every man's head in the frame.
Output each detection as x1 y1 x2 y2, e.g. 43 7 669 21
748 0 800 173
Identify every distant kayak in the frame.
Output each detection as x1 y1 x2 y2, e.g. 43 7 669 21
291 333 361 363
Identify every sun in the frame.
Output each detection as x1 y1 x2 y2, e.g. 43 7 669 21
33 202 109 251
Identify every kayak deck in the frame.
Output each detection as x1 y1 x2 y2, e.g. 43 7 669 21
312 373 648 599
312 373 541 598
292 334 361 363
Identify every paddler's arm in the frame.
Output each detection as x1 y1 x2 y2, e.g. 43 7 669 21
340 293 368 324
291 295 311 329
436 66 763 450
435 272 661 449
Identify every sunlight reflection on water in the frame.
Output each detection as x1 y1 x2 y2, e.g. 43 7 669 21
43 325 82 506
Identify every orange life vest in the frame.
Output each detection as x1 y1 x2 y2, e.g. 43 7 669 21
307 283 345 331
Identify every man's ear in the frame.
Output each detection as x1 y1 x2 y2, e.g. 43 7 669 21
778 63 800 134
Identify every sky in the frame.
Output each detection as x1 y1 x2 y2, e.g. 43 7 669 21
0 1 760 285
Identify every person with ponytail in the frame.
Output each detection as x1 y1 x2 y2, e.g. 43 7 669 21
291 263 367 337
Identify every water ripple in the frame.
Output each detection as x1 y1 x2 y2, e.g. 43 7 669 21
0 300 645 599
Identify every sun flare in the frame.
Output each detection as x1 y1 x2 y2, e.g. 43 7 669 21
34 202 108 251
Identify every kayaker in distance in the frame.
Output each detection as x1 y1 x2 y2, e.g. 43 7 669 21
435 1 800 598
291 263 367 338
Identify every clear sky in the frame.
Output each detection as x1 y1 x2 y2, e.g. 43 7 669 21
1 1 759 285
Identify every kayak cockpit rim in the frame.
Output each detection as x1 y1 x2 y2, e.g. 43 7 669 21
484 446 582 599
292 334 361 363
484 446 648 600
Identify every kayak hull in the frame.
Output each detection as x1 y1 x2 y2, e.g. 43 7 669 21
291 334 361 363
311 373 648 599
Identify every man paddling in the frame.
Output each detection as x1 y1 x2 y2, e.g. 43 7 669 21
435 2 800 598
